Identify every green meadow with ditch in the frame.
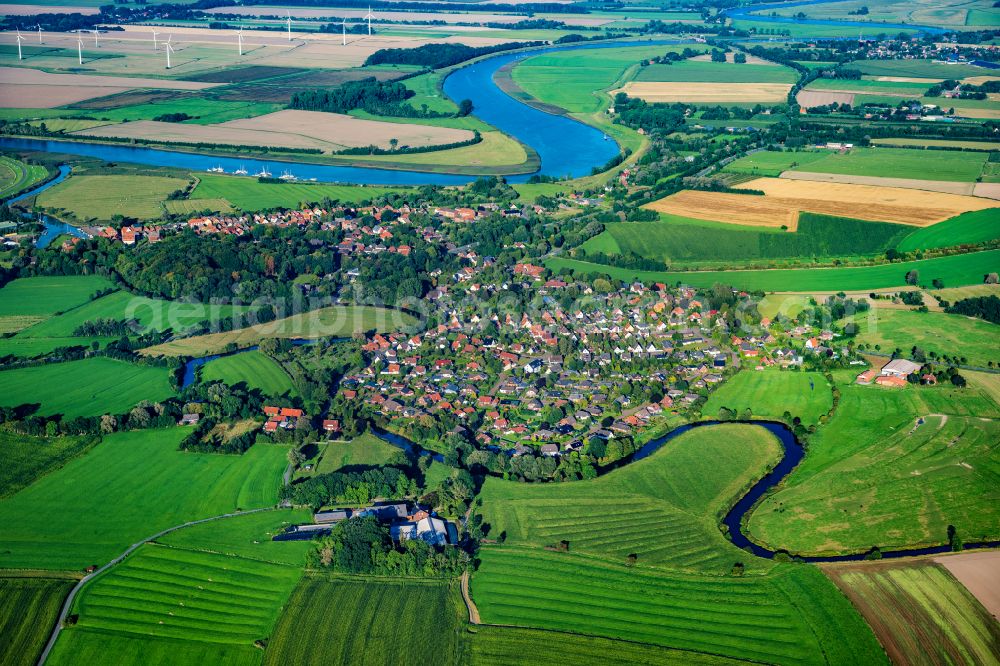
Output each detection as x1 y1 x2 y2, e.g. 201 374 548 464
748 380 1000 556
199 350 298 397
0 575 78 666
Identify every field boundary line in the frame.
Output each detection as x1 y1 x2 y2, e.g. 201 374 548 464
36 506 276 666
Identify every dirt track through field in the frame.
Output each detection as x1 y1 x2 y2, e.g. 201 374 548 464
936 550 1000 618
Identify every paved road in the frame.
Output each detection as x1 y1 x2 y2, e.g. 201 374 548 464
37 507 275 666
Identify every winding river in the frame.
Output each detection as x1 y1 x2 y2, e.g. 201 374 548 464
5 164 90 248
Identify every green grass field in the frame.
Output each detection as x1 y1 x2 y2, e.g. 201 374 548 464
748 382 1000 555
46 630 262 666
805 77 935 95
36 175 189 222
469 625 746 665
0 431 99 498
263 576 464 666
480 424 782 573
0 357 174 418
581 212 913 265
67 543 302 644
309 432 405 476
141 305 416 357
512 45 703 114
472 546 885 666
872 138 1000 150
824 560 1000 665
547 248 1000 291
897 209 1000 252
0 289 249 358
636 60 797 83
191 174 409 211
845 308 1000 368
200 351 297 397
0 575 77 666
0 276 114 318
850 59 997 79
0 428 287 570
723 147 988 182
703 369 833 425
0 156 49 199
158 509 313 567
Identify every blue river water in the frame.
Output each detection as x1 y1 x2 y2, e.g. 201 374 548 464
0 39 680 186
5 164 90 248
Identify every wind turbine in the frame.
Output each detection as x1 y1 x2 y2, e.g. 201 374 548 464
151 27 159 51
165 34 174 68
91 28 99 47
364 6 374 36
285 10 292 41
37 24 42 44
237 25 244 56
15 28 24 60
341 17 347 46
77 34 83 64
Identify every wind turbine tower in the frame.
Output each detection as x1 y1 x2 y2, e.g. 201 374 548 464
37 24 42 43
15 28 24 60
152 28 159 51
165 35 175 68
238 26 244 56
364 6 374 36
286 10 293 41
341 18 347 45
77 35 83 64
91 28 99 47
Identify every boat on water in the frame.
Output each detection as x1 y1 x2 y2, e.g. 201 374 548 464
279 170 297 181
234 164 248 176
255 167 272 177
207 165 225 173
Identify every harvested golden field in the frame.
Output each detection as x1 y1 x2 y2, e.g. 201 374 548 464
796 90 854 108
0 66 214 108
779 171 978 195
75 110 474 153
617 81 792 103
645 190 800 229
645 179 998 229
963 76 1000 86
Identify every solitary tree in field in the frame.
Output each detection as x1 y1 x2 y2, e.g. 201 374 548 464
389 138 398 151
905 270 919 285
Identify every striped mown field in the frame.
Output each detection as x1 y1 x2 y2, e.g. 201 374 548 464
263 576 464 666
472 546 885 666
479 424 782 573
0 575 77 666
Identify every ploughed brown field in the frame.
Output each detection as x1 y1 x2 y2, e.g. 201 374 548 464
0 66 216 109
796 89 855 108
823 559 1000 665
74 109 475 152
